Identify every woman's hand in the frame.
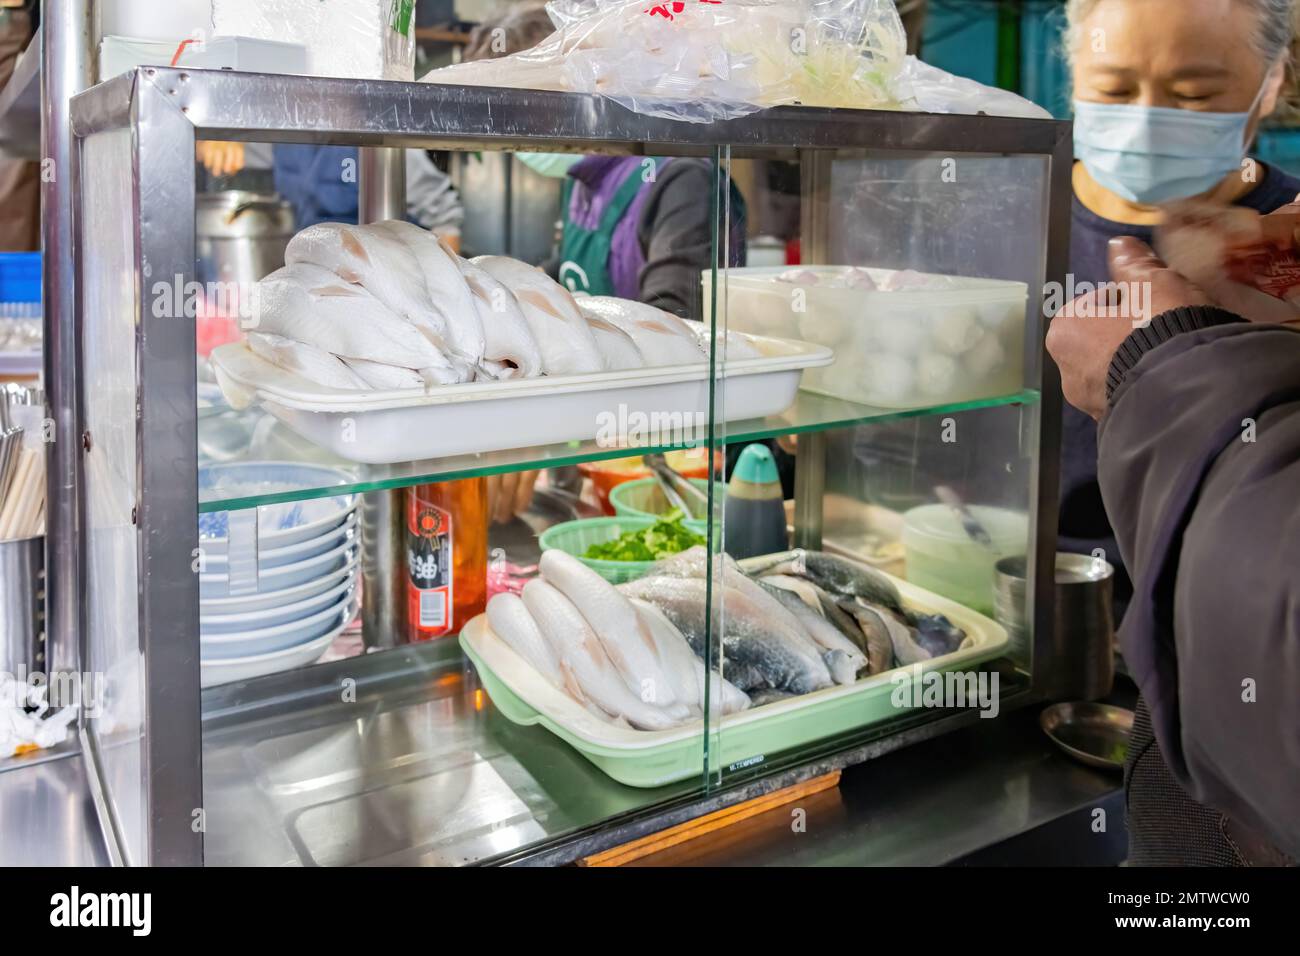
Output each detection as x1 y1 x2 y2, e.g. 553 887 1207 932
1047 236 1209 419
197 141 245 178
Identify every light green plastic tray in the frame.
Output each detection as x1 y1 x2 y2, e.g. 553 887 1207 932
460 573 1009 788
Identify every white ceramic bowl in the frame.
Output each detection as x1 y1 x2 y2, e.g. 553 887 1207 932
200 512 357 571
200 595 358 660
198 461 356 554
199 552 359 615
199 540 357 600
200 613 351 689
200 574 358 634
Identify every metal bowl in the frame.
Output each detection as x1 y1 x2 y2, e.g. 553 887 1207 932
1040 702 1134 772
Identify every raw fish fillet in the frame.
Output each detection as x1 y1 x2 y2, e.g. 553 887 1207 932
285 222 463 384
455 257 544 378
521 580 686 731
472 255 605 375
342 357 425 390
691 658 752 715
255 264 451 370
539 550 687 713
620 575 833 695
691 325 764 360
375 221 487 375
575 296 706 367
630 599 704 713
759 579 866 684
585 317 646 370
245 331 369 390
486 592 565 689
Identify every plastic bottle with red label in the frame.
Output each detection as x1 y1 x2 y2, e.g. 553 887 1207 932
405 478 487 640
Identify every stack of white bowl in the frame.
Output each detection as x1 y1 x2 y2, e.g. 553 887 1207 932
198 463 360 689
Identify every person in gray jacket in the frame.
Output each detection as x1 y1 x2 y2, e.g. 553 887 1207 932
1047 234 1300 866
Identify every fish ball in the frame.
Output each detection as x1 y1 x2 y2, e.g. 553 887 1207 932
962 333 1006 379
916 354 958 397
870 310 929 356
931 308 985 355
864 353 916 403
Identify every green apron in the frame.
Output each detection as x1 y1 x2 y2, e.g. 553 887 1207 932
557 162 657 296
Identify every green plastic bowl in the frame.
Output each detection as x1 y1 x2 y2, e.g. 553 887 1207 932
609 477 722 520
538 516 708 584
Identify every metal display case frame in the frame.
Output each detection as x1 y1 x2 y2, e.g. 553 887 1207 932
64 66 1071 866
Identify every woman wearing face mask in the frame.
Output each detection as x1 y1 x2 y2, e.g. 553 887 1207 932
1063 0 1298 590
1065 0 1299 867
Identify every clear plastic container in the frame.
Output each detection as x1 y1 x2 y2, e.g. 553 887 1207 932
703 266 1028 409
902 503 1029 616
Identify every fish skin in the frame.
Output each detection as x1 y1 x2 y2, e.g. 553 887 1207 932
837 598 897 675
758 580 867 683
574 296 706 367
472 255 605 375
375 221 485 378
486 593 566 690
456 257 543 378
619 575 833 696
520 580 685 731
748 688 797 708
255 264 450 369
539 550 686 712
245 331 370 391
756 550 904 613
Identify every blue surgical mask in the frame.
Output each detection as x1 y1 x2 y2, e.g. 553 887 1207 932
1073 80 1270 204
515 152 582 178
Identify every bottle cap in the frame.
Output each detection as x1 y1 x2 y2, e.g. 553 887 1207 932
732 443 779 485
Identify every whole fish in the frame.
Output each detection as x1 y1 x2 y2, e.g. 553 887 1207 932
486 592 565 689
540 550 686 712
620 575 833 695
758 580 866 684
473 255 605 376
521 580 685 731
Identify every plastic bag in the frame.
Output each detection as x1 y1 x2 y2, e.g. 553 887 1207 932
892 55 1052 119
421 0 910 123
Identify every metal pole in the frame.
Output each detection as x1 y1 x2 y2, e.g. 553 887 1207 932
41 0 94 678
358 148 407 649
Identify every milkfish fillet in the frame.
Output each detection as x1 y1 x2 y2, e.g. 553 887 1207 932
538 550 687 714
630 599 704 713
341 358 425 391
752 549 904 614
455 256 543 379
585 316 646 371
758 580 867 684
472 256 605 375
486 593 565 689
691 658 753 715
692 326 764 360
244 331 370 391
619 575 833 696
574 296 706 367
374 221 486 376
284 223 463 384
255 264 451 370
520 580 685 731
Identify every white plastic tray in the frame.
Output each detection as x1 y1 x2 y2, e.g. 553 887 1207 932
210 333 833 464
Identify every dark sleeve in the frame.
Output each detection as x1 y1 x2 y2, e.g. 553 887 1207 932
1098 308 1300 856
636 160 718 319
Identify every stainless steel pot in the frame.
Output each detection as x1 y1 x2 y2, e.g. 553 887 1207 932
195 191 295 287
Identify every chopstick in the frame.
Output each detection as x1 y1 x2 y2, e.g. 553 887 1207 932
0 385 47 541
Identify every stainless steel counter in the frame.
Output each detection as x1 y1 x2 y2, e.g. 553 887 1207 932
0 745 110 866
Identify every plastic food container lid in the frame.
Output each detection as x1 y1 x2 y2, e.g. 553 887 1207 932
902 503 1029 552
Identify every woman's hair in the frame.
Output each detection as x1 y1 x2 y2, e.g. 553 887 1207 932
1064 0 1300 121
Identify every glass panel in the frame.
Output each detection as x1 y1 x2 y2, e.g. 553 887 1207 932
198 144 726 864
81 128 147 865
704 148 1049 787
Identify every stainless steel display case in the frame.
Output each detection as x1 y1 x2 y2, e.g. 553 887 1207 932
65 67 1071 866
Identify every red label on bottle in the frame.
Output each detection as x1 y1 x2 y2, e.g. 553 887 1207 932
407 501 453 638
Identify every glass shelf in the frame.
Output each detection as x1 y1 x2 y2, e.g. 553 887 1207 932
198 388 1041 513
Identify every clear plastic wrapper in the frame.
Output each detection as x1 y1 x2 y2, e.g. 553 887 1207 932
212 0 415 81
421 0 910 123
